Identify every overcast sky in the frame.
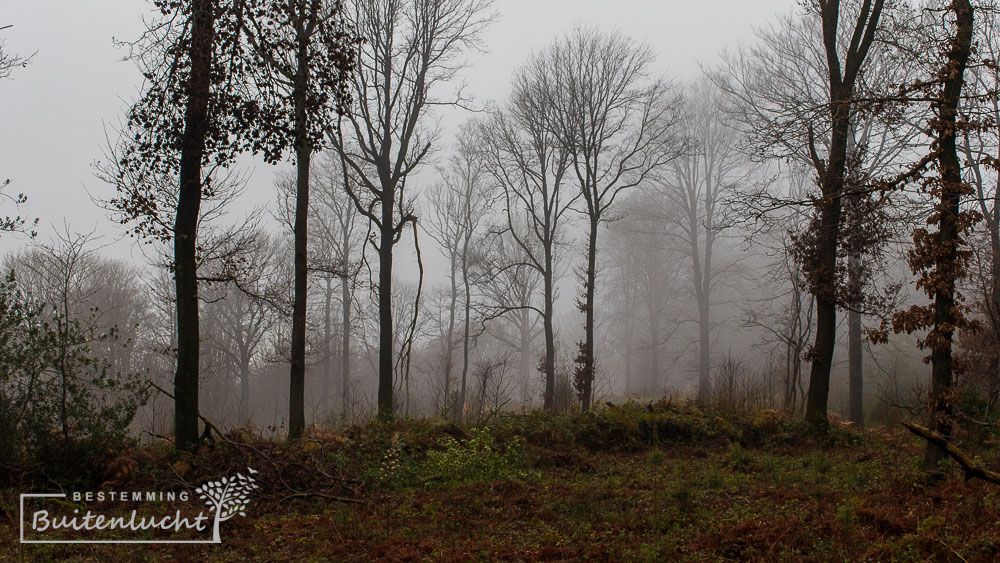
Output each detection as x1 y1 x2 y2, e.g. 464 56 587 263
0 0 794 265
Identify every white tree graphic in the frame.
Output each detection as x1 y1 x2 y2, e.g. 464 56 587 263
195 467 259 542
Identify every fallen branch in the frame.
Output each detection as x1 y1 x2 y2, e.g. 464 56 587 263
902 421 1000 485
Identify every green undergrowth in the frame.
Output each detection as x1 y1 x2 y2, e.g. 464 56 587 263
12 402 1000 561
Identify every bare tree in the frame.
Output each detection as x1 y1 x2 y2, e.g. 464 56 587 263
0 24 33 81
533 27 683 412
329 0 494 418
0 26 36 237
311 152 365 424
202 236 281 426
475 227 542 409
604 193 686 397
715 0 903 428
424 123 493 419
891 0 976 470
741 167 816 413
241 0 356 439
479 68 574 410
661 78 748 402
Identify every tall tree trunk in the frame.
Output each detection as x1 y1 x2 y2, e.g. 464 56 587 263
805 86 851 428
623 276 633 396
444 251 458 415
288 95 311 440
578 215 599 412
341 270 351 425
322 277 332 416
698 296 711 404
925 0 974 470
173 0 214 451
519 308 531 408
542 247 556 410
804 0 887 428
460 242 472 420
848 254 864 426
377 209 394 418
649 292 661 395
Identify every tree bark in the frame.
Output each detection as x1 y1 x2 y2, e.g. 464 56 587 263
173 0 214 451
698 296 711 404
848 254 864 426
377 207 394 418
925 0 974 470
805 85 850 428
444 248 458 414
803 0 886 429
542 248 556 410
341 267 351 425
578 215 599 412
288 102 311 441
460 237 472 420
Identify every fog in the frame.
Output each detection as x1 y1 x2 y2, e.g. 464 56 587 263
0 0 968 439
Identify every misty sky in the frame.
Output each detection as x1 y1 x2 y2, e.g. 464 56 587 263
0 0 793 265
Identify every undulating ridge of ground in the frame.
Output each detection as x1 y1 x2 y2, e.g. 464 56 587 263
4 402 1000 561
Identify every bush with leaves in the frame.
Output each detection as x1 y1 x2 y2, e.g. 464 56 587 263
419 427 534 485
0 271 148 483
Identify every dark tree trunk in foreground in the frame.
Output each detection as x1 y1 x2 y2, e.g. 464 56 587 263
173 0 215 451
377 207 394 419
925 0 974 470
804 0 885 428
288 49 312 440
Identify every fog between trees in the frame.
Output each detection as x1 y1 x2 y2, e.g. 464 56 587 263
1 0 994 461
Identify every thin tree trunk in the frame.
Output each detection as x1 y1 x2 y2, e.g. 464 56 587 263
698 298 711 404
519 309 531 408
173 0 214 450
542 248 556 410
623 276 633 396
578 215 599 412
377 214 394 418
460 241 472 420
322 277 332 416
287 18 314 439
444 251 458 415
288 120 311 440
341 272 351 425
848 254 864 426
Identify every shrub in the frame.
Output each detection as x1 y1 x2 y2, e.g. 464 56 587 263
0 271 148 484
412 427 535 487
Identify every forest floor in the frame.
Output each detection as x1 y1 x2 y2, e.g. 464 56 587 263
4 403 1000 561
